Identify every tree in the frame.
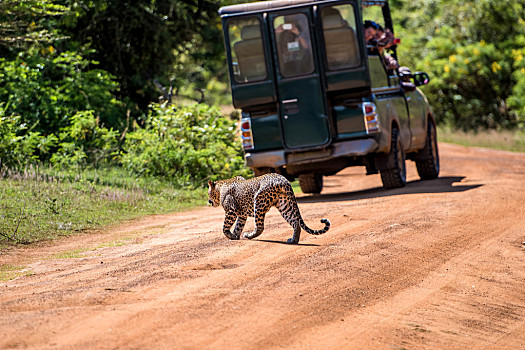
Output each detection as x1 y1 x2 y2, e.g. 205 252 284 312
0 1 124 144
392 0 525 130
0 0 67 56
59 0 223 113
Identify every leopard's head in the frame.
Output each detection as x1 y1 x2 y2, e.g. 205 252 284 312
207 180 220 207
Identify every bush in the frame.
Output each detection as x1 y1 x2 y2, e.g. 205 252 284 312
121 103 250 187
0 47 124 135
50 110 120 169
0 103 52 169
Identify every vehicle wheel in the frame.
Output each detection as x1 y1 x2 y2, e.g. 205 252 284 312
415 122 440 180
380 128 407 189
298 174 323 194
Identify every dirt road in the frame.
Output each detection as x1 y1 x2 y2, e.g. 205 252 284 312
1 143 525 350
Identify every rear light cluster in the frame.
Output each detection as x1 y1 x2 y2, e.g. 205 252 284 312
240 117 254 150
362 102 380 134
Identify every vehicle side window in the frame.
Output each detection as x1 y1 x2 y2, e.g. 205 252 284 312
228 18 267 83
321 5 360 70
274 14 315 78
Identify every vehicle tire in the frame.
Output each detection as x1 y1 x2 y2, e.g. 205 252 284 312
380 128 407 189
298 174 323 194
415 121 440 180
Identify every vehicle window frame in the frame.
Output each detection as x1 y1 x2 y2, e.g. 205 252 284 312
320 3 362 71
227 17 268 84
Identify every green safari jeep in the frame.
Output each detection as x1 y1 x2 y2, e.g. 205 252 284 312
219 0 439 193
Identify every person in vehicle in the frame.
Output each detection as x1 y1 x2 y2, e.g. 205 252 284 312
364 20 400 70
375 25 396 49
275 15 314 76
374 24 400 69
275 15 310 51
364 20 379 43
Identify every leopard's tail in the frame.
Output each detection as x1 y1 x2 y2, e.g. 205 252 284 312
283 184 330 235
300 218 331 235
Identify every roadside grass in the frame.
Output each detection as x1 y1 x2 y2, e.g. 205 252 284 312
438 126 525 153
0 166 206 249
46 248 93 259
0 264 33 281
46 232 147 260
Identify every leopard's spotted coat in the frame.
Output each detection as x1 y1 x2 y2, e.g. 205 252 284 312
207 173 330 244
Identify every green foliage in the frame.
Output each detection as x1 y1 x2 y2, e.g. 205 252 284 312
0 101 251 189
50 110 120 169
121 103 250 187
60 0 224 112
391 0 525 130
170 13 231 106
0 0 68 55
507 39 525 122
0 103 52 168
0 48 124 134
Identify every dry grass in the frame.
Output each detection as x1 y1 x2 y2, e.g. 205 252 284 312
438 126 525 153
0 166 206 248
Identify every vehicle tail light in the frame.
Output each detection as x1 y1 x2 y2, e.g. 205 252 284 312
364 104 375 115
240 117 254 150
362 102 380 134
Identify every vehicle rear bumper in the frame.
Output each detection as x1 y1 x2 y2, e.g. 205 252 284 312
245 138 379 168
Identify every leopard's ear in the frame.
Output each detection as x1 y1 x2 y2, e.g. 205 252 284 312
208 180 215 189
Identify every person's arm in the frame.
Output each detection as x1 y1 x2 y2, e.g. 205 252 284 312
384 53 399 70
291 25 309 50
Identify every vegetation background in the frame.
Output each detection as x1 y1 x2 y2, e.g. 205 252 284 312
0 0 524 246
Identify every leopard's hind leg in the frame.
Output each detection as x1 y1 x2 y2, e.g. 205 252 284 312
233 216 247 237
243 188 274 240
277 196 301 244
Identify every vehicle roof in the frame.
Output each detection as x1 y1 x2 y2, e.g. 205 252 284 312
219 0 387 16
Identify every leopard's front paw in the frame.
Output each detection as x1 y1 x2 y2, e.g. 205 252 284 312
224 232 240 240
286 238 299 244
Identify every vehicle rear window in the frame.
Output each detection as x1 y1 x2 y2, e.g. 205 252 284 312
228 18 267 83
273 13 315 78
321 4 361 70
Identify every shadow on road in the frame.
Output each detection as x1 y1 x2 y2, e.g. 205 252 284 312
255 239 320 247
297 176 482 204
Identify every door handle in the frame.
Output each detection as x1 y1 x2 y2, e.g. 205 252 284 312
282 99 299 114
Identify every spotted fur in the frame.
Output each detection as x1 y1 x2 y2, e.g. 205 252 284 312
207 173 330 244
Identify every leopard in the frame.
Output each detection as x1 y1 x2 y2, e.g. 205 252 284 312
207 173 330 244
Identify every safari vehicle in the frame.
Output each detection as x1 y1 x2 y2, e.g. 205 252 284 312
219 0 439 193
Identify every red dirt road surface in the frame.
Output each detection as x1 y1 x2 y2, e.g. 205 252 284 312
1 143 525 350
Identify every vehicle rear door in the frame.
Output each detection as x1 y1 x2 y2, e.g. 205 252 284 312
269 11 330 149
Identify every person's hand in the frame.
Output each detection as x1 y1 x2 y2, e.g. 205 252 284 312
388 60 400 70
382 29 396 49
